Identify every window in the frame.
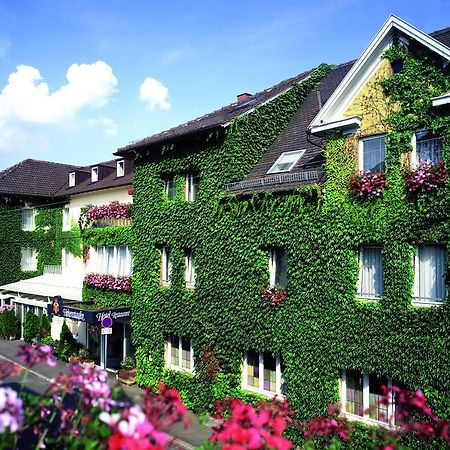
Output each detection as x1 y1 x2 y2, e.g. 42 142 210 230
414 130 442 165
341 370 395 424
358 246 383 299
117 160 125 177
414 245 447 303
21 248 37 271
185 250 195 288
164 177 176 200
91 246 132 277
62 205 71 231
243 351 283 396
360 135 386 172
21 208 35 231
69 172 76 187
267 150 305 174
161 246 172 286
165 335 193 372
269 248 287 288
91 167 98 182
185 174 199 201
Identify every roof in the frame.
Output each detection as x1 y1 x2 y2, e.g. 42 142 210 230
0 273 82 301
115 68 316 155
0 159 79 198
225 61 354 196
54 158 133 196
430 26 450 48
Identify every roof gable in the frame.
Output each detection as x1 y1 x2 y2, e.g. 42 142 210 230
309 15 450 133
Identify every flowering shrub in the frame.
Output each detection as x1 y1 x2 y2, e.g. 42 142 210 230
260 285 287 306
211 396 293 450
84 273 132 292
404 160 448 196
86 202 131 221
350 171 388 199
1 345 450 449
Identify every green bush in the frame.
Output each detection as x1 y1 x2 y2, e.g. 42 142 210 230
56 320 79 360
37 314 51 342
40 335 54 346
23 310 40 343
0 308 19 339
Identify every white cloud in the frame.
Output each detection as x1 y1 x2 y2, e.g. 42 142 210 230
139 77 170 111
88 116 118 137
0 61 118 151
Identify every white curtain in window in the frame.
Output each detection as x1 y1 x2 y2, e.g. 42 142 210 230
118 246 132 276
185 251 195 286
22 208 35 230
358 247 383 298
416 131 442 164
363 137 386 172
105 246 115 275
21 248 36 271
415 246 446 301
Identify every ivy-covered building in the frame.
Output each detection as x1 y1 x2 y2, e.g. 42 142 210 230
0 157 134 369
114 14 450 444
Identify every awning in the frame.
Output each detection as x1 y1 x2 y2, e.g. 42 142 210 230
0 274 82 301
47 298 131 325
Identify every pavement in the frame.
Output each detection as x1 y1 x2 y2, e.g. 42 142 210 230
0 338 214 449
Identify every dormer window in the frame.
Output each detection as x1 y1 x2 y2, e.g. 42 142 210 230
117 160 125 177
91 167 98 183
69 172 76 187
267 150 305 174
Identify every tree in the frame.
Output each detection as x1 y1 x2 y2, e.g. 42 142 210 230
23 310 40 343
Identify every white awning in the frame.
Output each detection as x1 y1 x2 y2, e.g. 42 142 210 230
0 274 83 301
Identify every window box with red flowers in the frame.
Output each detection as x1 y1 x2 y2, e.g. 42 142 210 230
260 285 287 306
350 171 388 200
404 160 448 197
86 202 132 228
84 274 132 293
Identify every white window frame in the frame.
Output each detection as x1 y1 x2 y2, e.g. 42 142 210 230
21 248 37 272
185 250 196 289
165 335 194 373
161 246 172 286
357 245 383 300
185 174 198 201
267 150 305 174
62 205 71 231
69 172 76 187
91 245 133 277
21 207 36 231
413 245 447 306
91 167 98 183
358 135 386 172
117 160 125 177
242 351 283 397
340 370 395 427
269 248 287 288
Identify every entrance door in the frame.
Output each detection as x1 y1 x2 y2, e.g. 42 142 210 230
87 324 101 366
106 324 124 370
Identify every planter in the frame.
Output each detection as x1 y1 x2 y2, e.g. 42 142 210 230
68 355 83 364
116 368 137 386
84 360 95 368
95 218 131 227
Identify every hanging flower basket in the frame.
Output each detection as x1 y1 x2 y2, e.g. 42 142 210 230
404 160 448 196
350 171 387 200
260 285 287 306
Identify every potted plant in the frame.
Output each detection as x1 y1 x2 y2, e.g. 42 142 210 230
117 356 137 385
68 351 82 365
79 348 95 367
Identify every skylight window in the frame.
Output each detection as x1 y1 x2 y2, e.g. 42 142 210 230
91 167 98 182
69 172 76 187
267 150 305 174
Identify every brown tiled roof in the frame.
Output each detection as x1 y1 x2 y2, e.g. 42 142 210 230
0 159 79 198
54 158 133 196
115 68 316 156
430 26 450 48
225 61 354 196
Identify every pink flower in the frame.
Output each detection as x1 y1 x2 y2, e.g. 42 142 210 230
17 343 56 369
0 386 24 433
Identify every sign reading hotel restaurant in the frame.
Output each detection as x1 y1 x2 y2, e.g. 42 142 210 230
46 301 131 324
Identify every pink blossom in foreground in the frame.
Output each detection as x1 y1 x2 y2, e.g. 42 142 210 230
211 397 292 450
17 343 56 369
0 386 23 432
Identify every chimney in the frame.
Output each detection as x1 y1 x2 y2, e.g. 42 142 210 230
237 92 252 103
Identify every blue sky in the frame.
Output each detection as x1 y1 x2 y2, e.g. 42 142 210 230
0 0 448 169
